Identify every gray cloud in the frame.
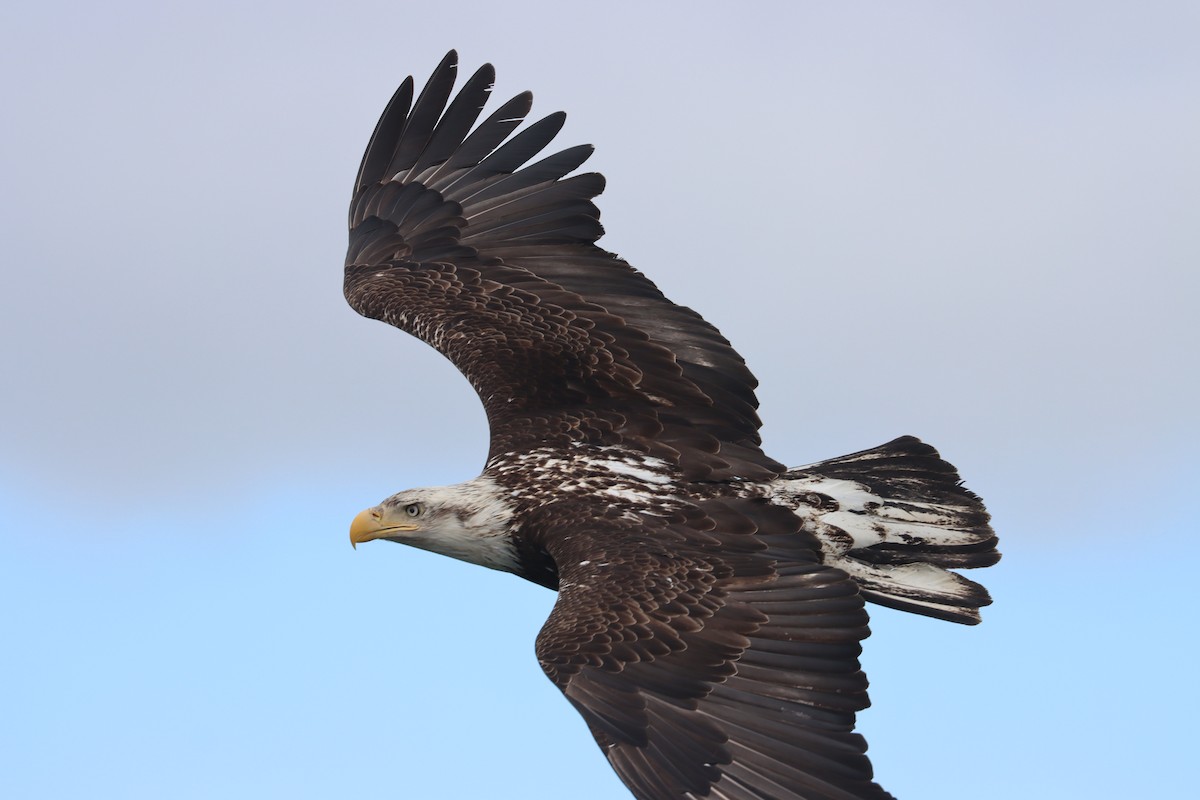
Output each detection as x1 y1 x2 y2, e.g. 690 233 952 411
1 1 1195 528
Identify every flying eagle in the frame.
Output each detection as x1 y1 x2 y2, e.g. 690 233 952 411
345 52 998 800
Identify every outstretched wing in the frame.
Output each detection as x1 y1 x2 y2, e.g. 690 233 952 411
344 51 782 480
533 498 894 800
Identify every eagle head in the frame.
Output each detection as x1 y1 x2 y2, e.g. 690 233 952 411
348 479 519 573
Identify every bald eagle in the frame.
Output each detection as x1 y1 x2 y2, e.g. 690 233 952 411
345 52 998 800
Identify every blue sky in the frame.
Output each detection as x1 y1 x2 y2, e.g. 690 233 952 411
1 2 1197 798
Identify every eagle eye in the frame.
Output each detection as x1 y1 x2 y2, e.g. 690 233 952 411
404 503 423 518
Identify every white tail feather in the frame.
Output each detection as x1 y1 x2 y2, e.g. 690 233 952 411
771 436 998 624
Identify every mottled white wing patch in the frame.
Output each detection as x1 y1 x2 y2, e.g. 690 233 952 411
490 445 688 514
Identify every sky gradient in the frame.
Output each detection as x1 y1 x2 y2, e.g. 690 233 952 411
2 2 1197 798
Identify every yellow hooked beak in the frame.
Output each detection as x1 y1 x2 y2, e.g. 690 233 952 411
349 507 419 549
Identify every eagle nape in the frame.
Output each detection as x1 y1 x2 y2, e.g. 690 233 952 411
342 50 998 800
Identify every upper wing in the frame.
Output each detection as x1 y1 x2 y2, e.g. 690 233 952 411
533 498 895 800
344 52 782 480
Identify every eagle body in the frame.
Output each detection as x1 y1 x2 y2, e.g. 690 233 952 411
345 52 998 800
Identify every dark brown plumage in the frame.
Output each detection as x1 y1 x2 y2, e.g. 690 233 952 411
345 51 998 800
346 51 780 482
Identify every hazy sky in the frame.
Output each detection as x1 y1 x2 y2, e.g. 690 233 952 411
2 2 1196 798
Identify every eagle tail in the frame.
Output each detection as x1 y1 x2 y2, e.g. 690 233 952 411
775 436 999 624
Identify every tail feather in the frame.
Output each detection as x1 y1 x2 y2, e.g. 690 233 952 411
773 436 999 625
